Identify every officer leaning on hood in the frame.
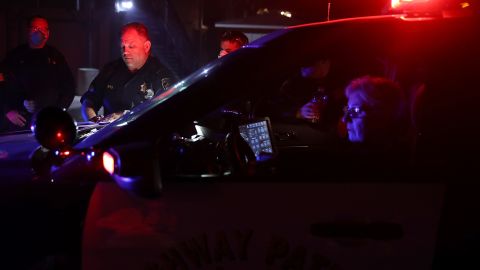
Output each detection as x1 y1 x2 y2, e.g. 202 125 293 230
81 22 175 123
0 15 75 131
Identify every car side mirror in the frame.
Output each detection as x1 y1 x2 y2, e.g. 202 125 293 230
32 106 77 150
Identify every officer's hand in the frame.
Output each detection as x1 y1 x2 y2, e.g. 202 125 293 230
23 100 36 113
6 110 27 127
298 101 319 120
100 111 125 123
88 115 104 123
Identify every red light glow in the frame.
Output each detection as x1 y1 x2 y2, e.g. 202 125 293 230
103 152 116 175
392 0 431 9
392 0 401 9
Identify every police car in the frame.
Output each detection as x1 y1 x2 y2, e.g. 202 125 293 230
1 0 480 269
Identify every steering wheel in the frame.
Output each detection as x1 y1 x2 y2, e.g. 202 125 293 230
224 126 256 176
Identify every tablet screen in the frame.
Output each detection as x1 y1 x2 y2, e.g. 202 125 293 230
238 118 274 160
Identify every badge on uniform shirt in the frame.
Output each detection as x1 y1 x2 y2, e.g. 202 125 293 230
140 82 154 100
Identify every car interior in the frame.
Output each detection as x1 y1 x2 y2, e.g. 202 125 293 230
161 27 480 182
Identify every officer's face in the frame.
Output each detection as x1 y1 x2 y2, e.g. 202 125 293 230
28 18 49 48
121 28 151 72
343 92 368 143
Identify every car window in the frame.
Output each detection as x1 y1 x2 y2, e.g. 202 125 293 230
168 16 480 180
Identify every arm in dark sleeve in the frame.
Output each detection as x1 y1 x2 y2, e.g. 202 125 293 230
79 60 121 114
80 77 104 114
49 47 75 109
55 51 75 110
1 51 25 113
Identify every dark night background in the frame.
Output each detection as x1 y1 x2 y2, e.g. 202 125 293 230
0 0 388 81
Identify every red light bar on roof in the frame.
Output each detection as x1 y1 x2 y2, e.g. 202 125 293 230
391 0 475 17
390 0 430 9
392 0 432 9
391 0 444 15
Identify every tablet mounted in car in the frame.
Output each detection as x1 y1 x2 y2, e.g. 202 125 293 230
238 117 276 162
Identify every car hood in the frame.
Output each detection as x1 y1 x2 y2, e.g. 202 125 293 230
0 131 39 182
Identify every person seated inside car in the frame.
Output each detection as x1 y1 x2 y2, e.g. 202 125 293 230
342 75 413 172
293 59 332 122
260 58 345 132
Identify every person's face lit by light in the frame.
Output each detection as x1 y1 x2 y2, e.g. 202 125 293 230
28 18 49 49
343 92 368 143
121 28 151 72
343 91 392 143
218 40 242 58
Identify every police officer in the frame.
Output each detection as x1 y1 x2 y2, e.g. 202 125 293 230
81 22 175 122
1 15 75 131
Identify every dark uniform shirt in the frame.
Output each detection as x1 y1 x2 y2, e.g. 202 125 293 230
80 56 174 116
1 44 75 121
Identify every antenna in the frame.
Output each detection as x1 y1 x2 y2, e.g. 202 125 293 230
327 1 332 21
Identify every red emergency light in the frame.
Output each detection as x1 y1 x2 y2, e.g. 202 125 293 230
103 151 116 175
392 0 474 15
392 0 431 9
391 0 439 12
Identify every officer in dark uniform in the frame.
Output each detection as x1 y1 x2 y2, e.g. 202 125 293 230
81 22 174 123
1 16 75 132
